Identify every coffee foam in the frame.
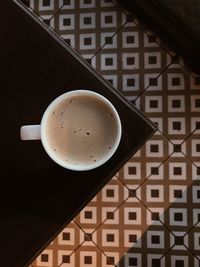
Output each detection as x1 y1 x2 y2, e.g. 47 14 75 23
46 95 118 167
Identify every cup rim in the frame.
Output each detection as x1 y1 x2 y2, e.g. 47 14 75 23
40 90 122 171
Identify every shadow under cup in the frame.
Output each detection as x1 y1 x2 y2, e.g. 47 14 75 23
41 90 122 171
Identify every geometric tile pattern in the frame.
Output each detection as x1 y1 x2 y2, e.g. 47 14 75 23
18 0 200 266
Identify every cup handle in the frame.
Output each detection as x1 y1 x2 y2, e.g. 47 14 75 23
20 125 41 140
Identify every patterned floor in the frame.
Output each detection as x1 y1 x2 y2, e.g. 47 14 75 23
18 0 200 266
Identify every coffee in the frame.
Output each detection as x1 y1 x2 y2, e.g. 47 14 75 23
46 94 118 167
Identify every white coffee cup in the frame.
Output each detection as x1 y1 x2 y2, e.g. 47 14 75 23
20 90 122 171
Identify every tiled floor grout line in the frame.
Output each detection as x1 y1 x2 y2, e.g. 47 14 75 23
74 193 130 235
159 243 176 260
160 235 200 263
117 151 170 192
140 29 186 69
116 128 186 189
134 57 179 102
136 150 174 190
184 220 200 237
126 153 193 238
71 175 200 267
80 172 183 242
158 126 199 160
128 125 200 184
150 125 198 158
72 179 127 233
180 151 199 166
66 207 187 267
48 3 65 22
134 193 177 237
57 237 86 267
130 145 200 234
71 220 117 267
180 127 199 145
91 20 128 60
174 128 198 167
183 244 200 262
117 175 180 241
108 184 191 264
117 149 200 234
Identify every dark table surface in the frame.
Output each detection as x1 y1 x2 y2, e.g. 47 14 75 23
0 1 156 266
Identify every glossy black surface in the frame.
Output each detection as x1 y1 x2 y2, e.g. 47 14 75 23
0 1 156 266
